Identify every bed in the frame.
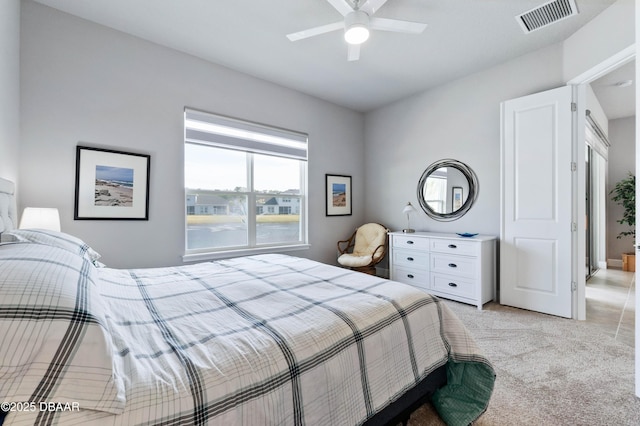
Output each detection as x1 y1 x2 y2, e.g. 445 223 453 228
0 177 494 426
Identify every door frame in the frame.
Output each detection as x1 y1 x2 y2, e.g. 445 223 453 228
566 44 636 321
568 43 637 398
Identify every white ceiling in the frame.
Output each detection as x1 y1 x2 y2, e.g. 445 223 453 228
591 60 636 120
32 0 626 114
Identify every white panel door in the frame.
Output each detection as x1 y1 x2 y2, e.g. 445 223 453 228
501 86 573 318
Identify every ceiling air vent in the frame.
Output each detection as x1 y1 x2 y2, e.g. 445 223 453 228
516 0 578 34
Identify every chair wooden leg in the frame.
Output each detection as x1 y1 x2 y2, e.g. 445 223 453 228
353 266 377 275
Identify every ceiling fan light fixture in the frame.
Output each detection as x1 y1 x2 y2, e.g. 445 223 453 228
344 25 369 44
344 10 370 45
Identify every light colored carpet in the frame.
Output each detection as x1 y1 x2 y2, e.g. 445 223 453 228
408 301 640 425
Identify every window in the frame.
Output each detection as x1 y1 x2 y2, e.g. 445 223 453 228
425 168 447 213
184 108 308 260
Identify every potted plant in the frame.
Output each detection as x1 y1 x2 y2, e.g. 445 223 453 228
610 172 635 271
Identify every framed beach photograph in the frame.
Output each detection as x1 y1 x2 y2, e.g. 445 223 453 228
452 186 464 211
74 146 150 220
326 174 352 216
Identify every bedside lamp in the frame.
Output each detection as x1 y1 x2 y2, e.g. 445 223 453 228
19 207 61 231
402 202 416 233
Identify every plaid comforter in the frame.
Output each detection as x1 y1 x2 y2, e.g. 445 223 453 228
2 250 494 426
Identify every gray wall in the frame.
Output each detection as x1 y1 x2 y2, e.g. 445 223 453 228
364 44 565 237
562 0 635 82
19 2 365 268
607 116 636 262
16 1 634 270
0 0 20 188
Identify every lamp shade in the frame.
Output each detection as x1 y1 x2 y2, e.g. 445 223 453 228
19 207 61 231
402 202 417 215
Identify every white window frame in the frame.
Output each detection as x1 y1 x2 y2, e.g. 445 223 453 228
425 173 447 214
183 108 309 262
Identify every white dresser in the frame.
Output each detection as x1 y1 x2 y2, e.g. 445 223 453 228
389 232 497 310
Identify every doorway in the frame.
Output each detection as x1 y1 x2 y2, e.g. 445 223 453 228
588 60 636 273
580 52 637 399
566 47 636 321
500 65 635 319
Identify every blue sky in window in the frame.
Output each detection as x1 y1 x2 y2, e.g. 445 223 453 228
96 165 134 185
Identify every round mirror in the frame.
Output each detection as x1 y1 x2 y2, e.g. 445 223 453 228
417 159 478 221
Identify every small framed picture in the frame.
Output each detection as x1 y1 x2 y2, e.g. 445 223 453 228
74 146 150 220
326 174 352 216
452 186 464 211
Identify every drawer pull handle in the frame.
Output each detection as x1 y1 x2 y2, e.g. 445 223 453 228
407 257 414 261
406 241 414 245
448 263 457 268
448 244 457 249
407 274 414 279
448 282 458 287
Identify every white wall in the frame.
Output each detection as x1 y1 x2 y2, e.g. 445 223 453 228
364 44 565 237
586 84 609 135
19 2 365 268
607 116 636 263
0 0 20 188
563 0 635 82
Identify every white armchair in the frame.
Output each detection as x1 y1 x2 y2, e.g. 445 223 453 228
337 223 389 275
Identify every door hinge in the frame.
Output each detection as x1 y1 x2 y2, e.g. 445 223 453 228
571 162 577 171
571 281 577 292
571 102 577 112
571 222 577 232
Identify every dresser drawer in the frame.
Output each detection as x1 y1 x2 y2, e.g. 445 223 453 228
430 239 479 256
392 267 429 291
392 234 430 250
393 249 429 269
430 254 477 278
431 273 475 299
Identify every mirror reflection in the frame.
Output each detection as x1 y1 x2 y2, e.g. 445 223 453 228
422 167 469 214
417 159 478 221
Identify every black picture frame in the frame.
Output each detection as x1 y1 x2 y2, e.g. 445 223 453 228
74 146 150 220
326 174 352 216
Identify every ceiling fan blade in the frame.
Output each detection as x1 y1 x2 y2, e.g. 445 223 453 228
369 17 427 34
359 0 389 15
347 44 360 61
327 0 354 16
286 21 344 41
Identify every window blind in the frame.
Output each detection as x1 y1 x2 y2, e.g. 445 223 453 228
185 108 308 160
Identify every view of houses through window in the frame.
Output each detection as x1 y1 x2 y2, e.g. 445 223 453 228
184 109 307 254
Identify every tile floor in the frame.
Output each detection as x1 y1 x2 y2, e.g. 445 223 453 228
586 268 635 347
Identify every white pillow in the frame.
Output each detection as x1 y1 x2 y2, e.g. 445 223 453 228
0 242 125 413
2 229 103 266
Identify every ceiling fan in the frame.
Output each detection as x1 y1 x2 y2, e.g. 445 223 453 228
286 0 427 61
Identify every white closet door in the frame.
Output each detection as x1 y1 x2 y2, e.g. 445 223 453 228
500 86 573 318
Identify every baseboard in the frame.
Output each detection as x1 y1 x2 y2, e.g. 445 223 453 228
608 259 623 269
597 261 608 269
